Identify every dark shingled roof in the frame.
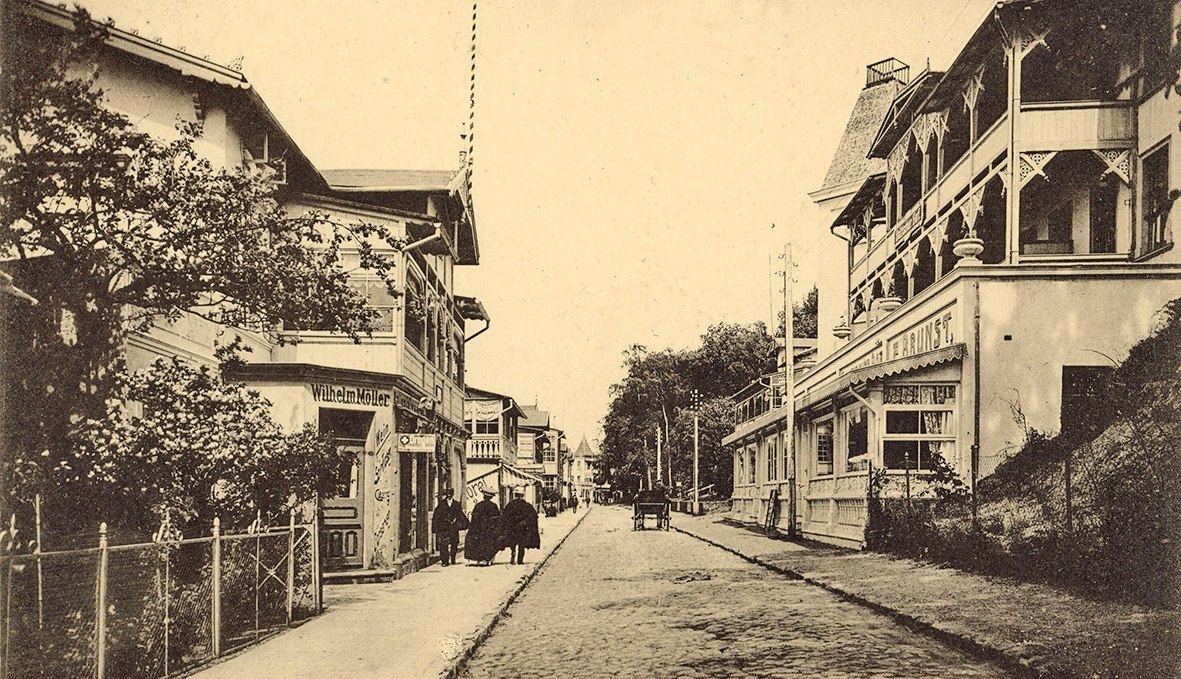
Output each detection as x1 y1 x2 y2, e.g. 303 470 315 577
818 79 903 192
518 405 550 429
321 169 457 192
573 436 598 458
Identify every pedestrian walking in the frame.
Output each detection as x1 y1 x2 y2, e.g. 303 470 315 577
465 487 501 566
571 494 579 513
432 488 469 566
501 487 540 565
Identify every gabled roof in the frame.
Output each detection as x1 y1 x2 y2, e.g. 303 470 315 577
815 77 902 194
868 70 944 159
518 405 550 429
321 167 480 266
16 0 328 193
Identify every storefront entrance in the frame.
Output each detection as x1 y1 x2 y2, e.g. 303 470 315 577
320 408 374 569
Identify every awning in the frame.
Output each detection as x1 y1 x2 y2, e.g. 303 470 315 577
795 343 966 413
845 343 966 385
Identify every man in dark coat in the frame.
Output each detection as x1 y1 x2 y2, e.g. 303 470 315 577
432 488 469 566
465 488 501 565
501 488 540 565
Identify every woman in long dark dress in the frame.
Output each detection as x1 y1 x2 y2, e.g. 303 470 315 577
465 488 501 565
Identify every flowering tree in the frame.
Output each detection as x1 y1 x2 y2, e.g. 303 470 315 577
0 10 400 528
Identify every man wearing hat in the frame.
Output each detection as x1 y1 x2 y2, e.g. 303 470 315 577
465 487 501 565
501 487 540 565
432 488 468 567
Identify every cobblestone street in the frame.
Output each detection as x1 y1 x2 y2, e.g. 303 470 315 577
460 507 1012 679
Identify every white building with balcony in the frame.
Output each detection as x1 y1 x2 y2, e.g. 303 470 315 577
463 386 541 507
731 0 1181 548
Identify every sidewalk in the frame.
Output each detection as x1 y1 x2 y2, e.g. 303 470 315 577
187 507 589 679
673 512 1181 679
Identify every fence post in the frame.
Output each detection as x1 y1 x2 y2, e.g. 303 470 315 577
95 523 109 679
311 504 322 615
1 513 15 679
211 517 221 658
286 509 295 626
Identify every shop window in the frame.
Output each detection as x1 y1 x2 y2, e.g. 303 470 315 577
845 407 869 472
748 447 757 484
883 408 954 471
1142 143 1173 254
882 385 955 471
815 421 834 476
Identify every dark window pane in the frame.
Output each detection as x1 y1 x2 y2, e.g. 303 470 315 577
884 440 919 469
886 410 919 434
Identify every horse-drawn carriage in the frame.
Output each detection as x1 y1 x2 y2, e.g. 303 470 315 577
632 488 670 531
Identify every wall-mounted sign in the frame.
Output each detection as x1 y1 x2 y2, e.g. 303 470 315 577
312 384 392 408
854 303 958 368
884 305 956 362
399 433 437 452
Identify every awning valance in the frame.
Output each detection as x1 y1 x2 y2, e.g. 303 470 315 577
795 343 966 413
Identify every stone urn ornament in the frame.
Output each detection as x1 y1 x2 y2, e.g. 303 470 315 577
832 316 851 341
953 236 985 267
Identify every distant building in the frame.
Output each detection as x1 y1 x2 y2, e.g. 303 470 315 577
570 436 600 504
730 0 1181 547
463 386 542 507
516 405 569 503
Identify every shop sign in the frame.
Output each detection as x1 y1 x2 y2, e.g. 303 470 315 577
311 383 392 408
398 433 437 452
856 304 958 368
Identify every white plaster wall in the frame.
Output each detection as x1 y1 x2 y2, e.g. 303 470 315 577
977 275 1181 477
814 196 852 361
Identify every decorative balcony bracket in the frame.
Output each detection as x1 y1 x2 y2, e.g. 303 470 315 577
1092 149 1131 185
887 139 908 189
902 246 919 275
926 217 951 251
959 184 987 236
962 69 985 113
1010 28 1050 63
912 111 948 153
1019 151 1057 189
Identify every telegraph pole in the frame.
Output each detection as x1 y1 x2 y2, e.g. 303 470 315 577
655 426 662 490
692 389 701 515
782 242 796 538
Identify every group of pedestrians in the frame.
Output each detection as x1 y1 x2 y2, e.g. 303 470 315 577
431 486 541 567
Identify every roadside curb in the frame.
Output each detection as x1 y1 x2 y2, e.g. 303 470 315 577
673 524 1050 679
440 507 592 679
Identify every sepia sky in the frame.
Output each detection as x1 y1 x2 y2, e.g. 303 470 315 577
74 0 996 445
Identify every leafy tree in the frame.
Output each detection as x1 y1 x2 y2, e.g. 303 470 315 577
599 323 776 498
0 11 404 525
58 357 354 536
687 321 777 399
776 284 818 339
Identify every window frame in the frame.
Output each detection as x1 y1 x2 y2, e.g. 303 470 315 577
880 384 957 472
1141 140 1172 256
814 416 834 477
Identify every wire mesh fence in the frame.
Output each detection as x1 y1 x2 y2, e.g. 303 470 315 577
0 513 321 679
